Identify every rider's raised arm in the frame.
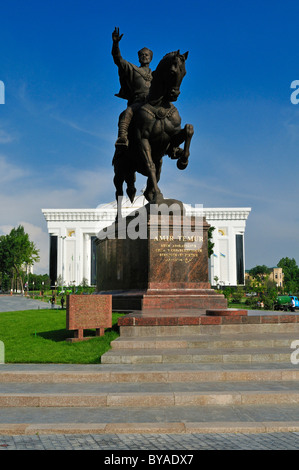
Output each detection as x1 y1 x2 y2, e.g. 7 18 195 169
112 27 124 66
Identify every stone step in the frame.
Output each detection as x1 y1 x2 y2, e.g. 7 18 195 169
1 363 299 384
1 363 299 435
2 403 299 435
110 332 298 350
1 380 299 407
119 322 299 337
101 346 294 364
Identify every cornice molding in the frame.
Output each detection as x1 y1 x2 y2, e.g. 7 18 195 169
42 207 251 223
191 208 251 220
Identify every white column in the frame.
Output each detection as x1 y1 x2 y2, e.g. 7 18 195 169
83 234 91 286
76 229 83 286
59 233 67 287
227 225 236 286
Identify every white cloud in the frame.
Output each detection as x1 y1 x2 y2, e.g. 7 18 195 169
20 222 49 274
50 113 117 147
0 155 29 184
0 157 116 273
0 225 14 236
0 129 14 144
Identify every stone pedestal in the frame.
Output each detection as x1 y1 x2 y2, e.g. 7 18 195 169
96 201 227 312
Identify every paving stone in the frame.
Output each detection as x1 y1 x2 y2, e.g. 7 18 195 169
0 431 299 449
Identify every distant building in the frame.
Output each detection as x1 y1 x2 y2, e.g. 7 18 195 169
269 267 284 287
245 266 284 288
42 197 251 288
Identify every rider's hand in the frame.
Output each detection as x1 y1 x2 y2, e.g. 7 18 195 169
112 27 123 43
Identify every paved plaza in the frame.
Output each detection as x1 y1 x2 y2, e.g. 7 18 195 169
0 431 299 450
0 294 55 312
0 293 293 316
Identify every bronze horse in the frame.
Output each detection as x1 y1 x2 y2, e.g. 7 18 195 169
112 50 194 215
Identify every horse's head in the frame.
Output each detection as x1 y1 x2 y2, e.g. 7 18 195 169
148 50 188 104
163 50 188 101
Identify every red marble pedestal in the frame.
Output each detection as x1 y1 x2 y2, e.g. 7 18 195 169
96 201 227 313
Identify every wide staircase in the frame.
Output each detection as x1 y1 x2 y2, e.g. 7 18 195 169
1 312 299 435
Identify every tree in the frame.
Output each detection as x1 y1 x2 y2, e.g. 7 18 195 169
0 225 40 293
247 265 272 292
231 285 244 303
208 226 215 258
27 273 51 292
223 287 233 300
277 257 299 293
248 265 271 278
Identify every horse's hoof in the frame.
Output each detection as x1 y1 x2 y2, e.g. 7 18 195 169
127 188 136 203
144 190 153 202
177 158 188 170
155 192 164 204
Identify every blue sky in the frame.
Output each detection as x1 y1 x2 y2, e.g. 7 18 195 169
0 0 298 274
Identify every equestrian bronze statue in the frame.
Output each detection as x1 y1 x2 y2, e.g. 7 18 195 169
111 28 194 215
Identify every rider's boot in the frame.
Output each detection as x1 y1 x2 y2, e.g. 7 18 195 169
115 108 133 148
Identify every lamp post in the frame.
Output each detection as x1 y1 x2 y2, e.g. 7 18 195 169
60 236 66 288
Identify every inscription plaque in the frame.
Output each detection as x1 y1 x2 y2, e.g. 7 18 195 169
66 294 112 342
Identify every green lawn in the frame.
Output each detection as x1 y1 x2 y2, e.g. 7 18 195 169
228 298 257 309
228 302 250 309
0 309 124 364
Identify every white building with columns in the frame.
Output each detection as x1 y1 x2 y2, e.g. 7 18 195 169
42 197 251 288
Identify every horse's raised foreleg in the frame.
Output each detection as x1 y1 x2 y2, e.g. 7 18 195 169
177 124 193 170
167 124 194 170
167 128 186 152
